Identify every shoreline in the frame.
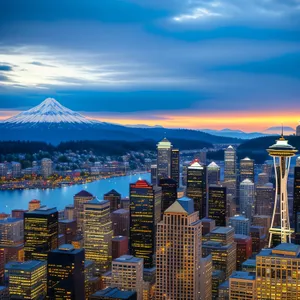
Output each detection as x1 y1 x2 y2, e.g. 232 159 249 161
0 171 149 191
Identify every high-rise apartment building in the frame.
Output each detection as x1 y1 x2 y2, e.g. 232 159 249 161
111 209 129 237
239 179 255 219
74 190 94 233
111 255 143 300
202 227 236 279
256 243 300 299
156 197 206 300
0 218 23 245
187 160 207 219
207 162 220 186
24 207 58 261
208 185 227 226
157 138 172 181
104 189 121 212
224 146 237 197
171 148 180 185
239 157 254 183
28 199 41 211
229 271 256 300
255 183 274 216
293 165 300 241
229 215 250 236
129 180 161 268
84 199 112 275
234 234 252 270
159 178 178 213
47 245 85 299
11 162 21 178
5 260 47 299
41 158 53 178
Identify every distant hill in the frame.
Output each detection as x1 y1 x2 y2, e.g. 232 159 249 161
201 128 268 139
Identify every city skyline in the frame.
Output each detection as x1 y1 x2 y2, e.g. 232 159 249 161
1 1 300 131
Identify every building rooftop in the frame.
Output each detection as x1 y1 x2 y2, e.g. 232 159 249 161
59 219 76 224
211 226 234 235
234 234 251 240
219 280 229 289
240 178 254 184
112 236 128 242
74 190 94 197
207 161 220 169
5 260 46 271
114 255 143 264
85 198 109 206
242 259 256 268
230 215 249 222
0 286 8 292
230 271 255 281
104 189 121 196
0 217 22 224
189 159 204 169
25 206 57 215
112 208 129 215
92 287 136 299
258 243 300 258
29 199 40 203
52 244 83 255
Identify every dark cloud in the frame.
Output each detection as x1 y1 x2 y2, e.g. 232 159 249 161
30 61 56 67
0 74 11 82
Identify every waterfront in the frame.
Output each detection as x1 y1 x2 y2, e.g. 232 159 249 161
0 173 150 214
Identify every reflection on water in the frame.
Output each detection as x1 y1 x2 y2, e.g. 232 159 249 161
0 173 150 213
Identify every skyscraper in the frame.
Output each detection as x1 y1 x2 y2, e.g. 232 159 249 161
207 162 221 186
229 215 250 236
47 245 85 299
239 157 254 183
224 146 237 197
229 271 256 300
129 180 161 268
90 288 137 300
74 190 94 233
156 197 206 300
257 172 269 187
5 260 47 299
24 207 58 261
0 218 23 245
187 160 207 219
156 138 172 181
159 177 178 213
293 164 300 242
111 209 129 237
150 165 157 186
296 123 300 136
267 135 297 246
84 198 112 275
41 158 53 178
239 179 255 219
234 234 252 270
256 243 300 299
255 183 274 216
111 255 143 300
171 148 180 185
208 185 227 226
28 199 41 211
104 189 121 212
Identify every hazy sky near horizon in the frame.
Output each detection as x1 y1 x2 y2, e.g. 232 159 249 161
0 0 300 131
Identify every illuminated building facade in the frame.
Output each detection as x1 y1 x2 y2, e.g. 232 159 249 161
256 243 300 300
208 185 227 226
171 148 180 185
156 197 204 300
202 227 236 279
234 234 252 270
224 146 237 197
187 160 207 219
41 158 53 178
24 207 58 261
257 173 269 187
73 190 95 233
157 138 172 181
0 218 23 245
90 287 137 300
293 164 300 243
239 157 254 183
267 135 297 246
83 199 112 275
229 215 250 236
255 183 274 216
47 245 85 299
104 189 121 212
111 255 143 300
159 178 178 213
207 162 220 186
229 271 256 300
239 179 255 219
129 180 161 268
5 260 47 299
64 204 75 220
58 219 77 244
28 199 41 211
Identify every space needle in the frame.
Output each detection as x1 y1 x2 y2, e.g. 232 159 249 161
267 130 297 247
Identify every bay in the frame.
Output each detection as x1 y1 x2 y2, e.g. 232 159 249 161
0 173 150 214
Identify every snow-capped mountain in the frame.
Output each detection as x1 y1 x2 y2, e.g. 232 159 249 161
4 98 95 124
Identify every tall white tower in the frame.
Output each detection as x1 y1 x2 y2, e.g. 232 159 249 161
267 134 297 247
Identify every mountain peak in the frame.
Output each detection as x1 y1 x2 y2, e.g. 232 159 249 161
4 98 95 125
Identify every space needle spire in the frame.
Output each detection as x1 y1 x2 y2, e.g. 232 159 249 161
267 130 297 247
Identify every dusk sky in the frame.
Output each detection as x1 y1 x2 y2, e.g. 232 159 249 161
0 0 300 131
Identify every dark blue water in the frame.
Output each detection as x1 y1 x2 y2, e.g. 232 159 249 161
0 173 150 214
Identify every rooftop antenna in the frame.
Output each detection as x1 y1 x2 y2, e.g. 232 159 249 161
280 123 285 140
